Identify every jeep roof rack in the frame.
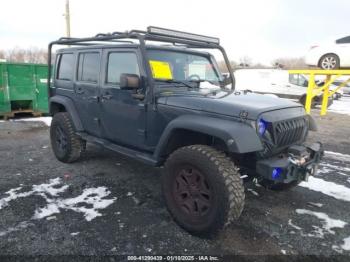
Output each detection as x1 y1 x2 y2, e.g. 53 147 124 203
48 26 235 98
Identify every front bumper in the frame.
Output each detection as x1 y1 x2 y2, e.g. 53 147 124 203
256 142 324 184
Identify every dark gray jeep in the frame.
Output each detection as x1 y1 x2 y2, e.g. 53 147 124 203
48 27 323 236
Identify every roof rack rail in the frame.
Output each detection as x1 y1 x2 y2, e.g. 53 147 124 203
48 26 235 96
112 31 127 35
95 33 111 37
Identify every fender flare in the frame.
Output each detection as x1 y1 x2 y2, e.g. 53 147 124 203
49 96 84 131
153 115 263 160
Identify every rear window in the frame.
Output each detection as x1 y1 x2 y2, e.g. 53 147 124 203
77 52 100 83
57 53 74 81
336 36 350 44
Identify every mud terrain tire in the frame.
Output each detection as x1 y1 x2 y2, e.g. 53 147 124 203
162 145 245 237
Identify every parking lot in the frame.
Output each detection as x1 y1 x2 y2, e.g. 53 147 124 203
0 98 349 257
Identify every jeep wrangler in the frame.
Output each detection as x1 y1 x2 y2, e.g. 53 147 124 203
47 27 323 236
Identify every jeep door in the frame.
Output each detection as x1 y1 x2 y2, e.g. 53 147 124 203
73 50 102 137
99 48 147 149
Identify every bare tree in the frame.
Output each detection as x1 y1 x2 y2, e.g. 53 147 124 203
239 56 252 68
0 50 5 60
0 47 48 64
217 60 238 73
272 57 307 69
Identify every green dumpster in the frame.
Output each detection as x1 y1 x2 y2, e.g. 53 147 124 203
0 62 49 119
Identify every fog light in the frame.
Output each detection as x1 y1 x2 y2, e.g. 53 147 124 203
272 168 282 180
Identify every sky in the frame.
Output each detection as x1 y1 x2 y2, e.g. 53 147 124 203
0 0 349 65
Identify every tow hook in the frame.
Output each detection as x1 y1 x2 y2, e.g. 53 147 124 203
288 154 307 166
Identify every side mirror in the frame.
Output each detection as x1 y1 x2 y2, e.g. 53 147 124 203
120 74 140 90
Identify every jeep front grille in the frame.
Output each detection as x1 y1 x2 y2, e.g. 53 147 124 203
275 117 307 147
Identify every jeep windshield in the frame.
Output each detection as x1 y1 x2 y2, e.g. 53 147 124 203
146 49 225 93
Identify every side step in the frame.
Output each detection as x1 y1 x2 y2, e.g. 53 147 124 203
76 132 159 166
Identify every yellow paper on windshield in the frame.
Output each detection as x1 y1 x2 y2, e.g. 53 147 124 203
149 60 173 80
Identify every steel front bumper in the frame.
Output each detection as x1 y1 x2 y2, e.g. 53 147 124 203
256 142 324 184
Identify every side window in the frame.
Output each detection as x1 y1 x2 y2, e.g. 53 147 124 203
57 53 74 81
106 52 140 85
289 74 307 87
336 36 350 44
77 52 100 83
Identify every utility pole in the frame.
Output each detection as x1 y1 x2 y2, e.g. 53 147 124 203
65 0 71 37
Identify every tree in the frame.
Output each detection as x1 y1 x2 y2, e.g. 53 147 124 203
272 57 307 69
0 47 48 64
238 56 252 68
217 60 238 73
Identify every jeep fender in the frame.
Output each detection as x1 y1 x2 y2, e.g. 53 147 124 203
154 115 263 159
49 96 84 131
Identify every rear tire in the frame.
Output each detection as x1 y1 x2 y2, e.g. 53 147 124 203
50 112 86 163
162 145 245 237
300 95 316 108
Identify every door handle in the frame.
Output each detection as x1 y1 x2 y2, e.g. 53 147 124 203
76 87 84 94
87 96 99 101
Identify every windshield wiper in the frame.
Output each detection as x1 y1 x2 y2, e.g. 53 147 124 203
158 79 196 89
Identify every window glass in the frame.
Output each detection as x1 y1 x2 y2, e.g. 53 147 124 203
78 52 100 83
146 49 221 82
336 36 350 44
289 74 308 87
57 53 74 80
107 53 140 84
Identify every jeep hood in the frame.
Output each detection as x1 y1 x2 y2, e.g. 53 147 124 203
159 92 303 120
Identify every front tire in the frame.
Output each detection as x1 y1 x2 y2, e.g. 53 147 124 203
50 112 86 163
319 54 340 70
162 145 245 237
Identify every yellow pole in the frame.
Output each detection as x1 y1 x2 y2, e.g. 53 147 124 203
305 73 315 114
320 75 331 116
65 0 71 38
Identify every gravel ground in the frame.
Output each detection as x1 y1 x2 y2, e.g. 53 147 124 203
0 103 350 260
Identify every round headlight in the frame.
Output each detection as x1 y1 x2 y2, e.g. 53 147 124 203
258 119 268 135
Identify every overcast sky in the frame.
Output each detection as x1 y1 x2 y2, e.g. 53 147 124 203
1 0 349 64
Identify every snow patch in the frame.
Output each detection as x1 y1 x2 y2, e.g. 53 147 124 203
32 177 68 197
0 187 35 209
0 178 116 222
325 151 350 162
341 236 350 251
296 209 347 235
307 202 323 208
33 187 116 221
320 163 350 172
299 176 350 202
288 219 302 231
0 221 32 237
328 97 350 116
11 117 52 126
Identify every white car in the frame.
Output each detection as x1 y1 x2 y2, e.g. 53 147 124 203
305 36 350 70
235 69 333 106
331 81 350 95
